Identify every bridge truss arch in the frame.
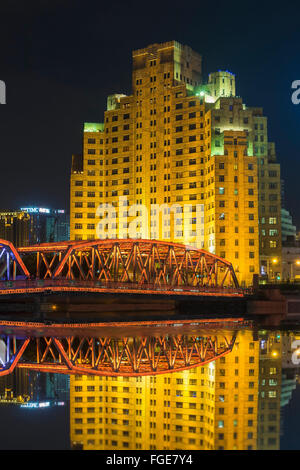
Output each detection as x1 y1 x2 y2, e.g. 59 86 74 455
17 238 239 289
0 331 237 377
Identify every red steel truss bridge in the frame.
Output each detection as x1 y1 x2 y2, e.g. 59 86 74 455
0 327 238 377
0 238 245 297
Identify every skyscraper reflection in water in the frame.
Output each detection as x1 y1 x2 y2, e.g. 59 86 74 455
70 329 264 450
0 326 298 449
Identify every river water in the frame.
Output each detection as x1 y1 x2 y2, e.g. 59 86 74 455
0 317 299 450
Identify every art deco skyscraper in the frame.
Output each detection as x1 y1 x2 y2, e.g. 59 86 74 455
70 41 282 286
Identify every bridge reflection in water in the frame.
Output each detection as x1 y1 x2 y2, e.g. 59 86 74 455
0 321 287 451
0 320 241 377
69 327 284 451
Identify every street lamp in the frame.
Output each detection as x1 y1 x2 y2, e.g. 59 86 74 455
270 258 279 282
292 259 300 282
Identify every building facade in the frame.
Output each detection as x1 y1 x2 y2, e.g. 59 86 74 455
281 208 297 242
70 41 282 285
257 331 282 450
0 211 30 247
281 238 300 282
0 207 69 246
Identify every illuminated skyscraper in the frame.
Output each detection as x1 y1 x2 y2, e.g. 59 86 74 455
70 41 282 285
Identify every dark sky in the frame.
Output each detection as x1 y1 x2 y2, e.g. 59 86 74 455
1 0 300 225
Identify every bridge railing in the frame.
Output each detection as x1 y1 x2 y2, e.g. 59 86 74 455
0 279 252 296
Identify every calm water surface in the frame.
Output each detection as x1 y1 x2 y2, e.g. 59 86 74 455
0 318 299 450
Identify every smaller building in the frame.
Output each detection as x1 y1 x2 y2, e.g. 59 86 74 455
19 207 69 245
282 236 300 282
280 372 297 407
46 373 69 402
0 210 30 247
0 207 69 246
281 208 296 242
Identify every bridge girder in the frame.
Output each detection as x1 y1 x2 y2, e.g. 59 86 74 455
0 239 30 281
16 238 239 289
0 332 237 377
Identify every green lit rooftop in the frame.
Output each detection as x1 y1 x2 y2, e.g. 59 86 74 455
84 122 104 132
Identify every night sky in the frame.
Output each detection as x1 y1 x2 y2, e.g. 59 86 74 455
1 0 300 225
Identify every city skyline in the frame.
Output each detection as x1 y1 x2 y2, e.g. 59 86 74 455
0 1 300 227
2 0 300 454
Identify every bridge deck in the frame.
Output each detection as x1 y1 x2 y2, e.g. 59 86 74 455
0 238 241 293
0 279 249 297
